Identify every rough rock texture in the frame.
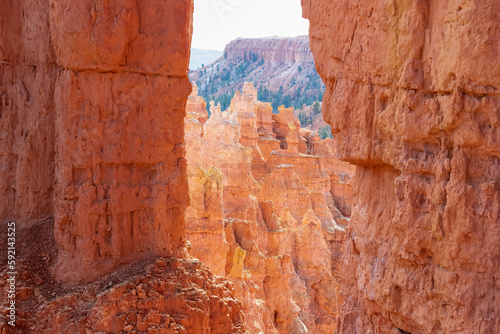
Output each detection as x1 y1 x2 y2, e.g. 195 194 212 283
303 0 500 333
0 0 57 229
31 258 246 334
50 0 194 284
184 82 355 334
1 0 193 284
1 1 249 332
0 220 246 333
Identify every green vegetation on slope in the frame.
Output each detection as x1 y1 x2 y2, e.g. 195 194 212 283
319 125 333 140
193 53 324 114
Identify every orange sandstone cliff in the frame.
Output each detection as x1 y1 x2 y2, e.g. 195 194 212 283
184 82 355 334
303 0 500 333
0 1 246 332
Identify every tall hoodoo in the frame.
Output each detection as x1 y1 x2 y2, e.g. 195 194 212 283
302 0 500 333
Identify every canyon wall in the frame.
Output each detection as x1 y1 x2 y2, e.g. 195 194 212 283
1 1 247 332
302 0 500 333
1 0 193 284
184 82 355 334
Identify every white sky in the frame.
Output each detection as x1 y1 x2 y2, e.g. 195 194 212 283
192 0 309 50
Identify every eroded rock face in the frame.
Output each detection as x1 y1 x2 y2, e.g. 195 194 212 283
1 1 248 332
184 83 355 334
1 0 192 285
0 219 247 333
0 0 57 229
50 0 194 284
303 0 500 333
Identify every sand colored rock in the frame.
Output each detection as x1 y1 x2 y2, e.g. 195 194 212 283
184 102 228 276
223 36 314 64
186 83 209 125
232 83 268 181
184 83 355 333
303 0 500 333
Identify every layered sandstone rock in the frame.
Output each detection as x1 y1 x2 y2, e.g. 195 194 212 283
303 0 500 333
184 82 355 334
1 1 248 332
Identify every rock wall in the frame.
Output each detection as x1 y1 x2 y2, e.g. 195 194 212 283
184 82 355 334
52 0 195 284
303 0 500 333
1 1 248 332
0 0 57 229
1 0 193 284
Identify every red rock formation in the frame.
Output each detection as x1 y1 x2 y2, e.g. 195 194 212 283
53 72 191 284
303 0 500 333
0 0 57 228
1 0 193 285
0 227 246 333
50 0 195 283
1 1 248 332
184 83 355 334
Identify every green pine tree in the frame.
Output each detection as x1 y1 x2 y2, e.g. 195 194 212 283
313 100 321 115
